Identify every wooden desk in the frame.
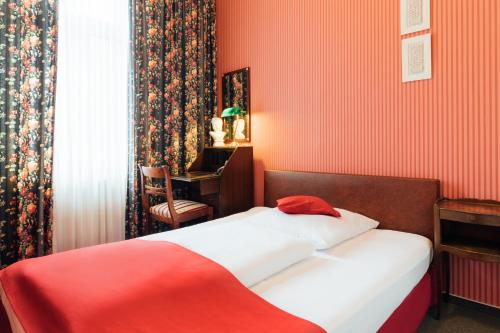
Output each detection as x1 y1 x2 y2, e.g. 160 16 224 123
434 199 500 317
172 146 254 218
172 171 219 182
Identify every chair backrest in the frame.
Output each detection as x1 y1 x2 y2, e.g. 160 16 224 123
139 165 178 221
140 166 169 179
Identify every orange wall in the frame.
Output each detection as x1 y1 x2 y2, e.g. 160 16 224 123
217 0 499 307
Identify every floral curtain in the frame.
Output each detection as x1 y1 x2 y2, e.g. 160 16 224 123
0 0 58 267
126 0 217 238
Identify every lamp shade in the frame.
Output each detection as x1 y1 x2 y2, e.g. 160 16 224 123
221 106 242 117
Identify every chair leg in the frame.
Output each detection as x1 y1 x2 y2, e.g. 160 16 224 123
207 207 214 221
144 214 152 235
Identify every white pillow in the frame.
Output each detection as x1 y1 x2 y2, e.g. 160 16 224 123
245 208 379 250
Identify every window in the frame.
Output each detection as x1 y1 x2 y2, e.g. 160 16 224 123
53 0 130 251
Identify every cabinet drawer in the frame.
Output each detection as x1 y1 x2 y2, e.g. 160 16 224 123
441 209 500 227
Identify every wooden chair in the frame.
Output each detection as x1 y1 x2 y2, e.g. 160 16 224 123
140 166 213 233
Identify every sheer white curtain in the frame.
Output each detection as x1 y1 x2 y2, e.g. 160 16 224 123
53 0 129 252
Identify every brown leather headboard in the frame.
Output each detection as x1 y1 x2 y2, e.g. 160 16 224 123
264 170 441 241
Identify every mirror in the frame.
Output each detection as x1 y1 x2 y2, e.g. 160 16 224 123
222 67 250 143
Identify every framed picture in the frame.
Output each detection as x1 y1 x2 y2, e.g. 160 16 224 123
400 0 430 35
402 34 432 83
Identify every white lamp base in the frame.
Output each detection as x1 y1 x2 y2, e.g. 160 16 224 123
210 131 226 147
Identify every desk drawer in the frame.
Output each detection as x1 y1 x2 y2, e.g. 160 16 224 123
199 178 220 196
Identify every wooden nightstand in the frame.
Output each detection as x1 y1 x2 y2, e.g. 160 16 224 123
434 199 500 318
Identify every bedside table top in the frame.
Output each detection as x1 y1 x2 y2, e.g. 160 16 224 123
437 199 500 217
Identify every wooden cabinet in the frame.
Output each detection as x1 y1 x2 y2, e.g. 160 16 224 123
171 146 254 218
434 199 500 317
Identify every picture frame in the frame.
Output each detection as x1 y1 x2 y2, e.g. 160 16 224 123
402 34 432 83
400 0 430 35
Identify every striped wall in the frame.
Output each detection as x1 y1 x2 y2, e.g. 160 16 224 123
217 0 500 307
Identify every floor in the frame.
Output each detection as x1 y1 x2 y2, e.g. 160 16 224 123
419 301 500 333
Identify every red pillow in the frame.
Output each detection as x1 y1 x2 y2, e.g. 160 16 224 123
276 195 341 217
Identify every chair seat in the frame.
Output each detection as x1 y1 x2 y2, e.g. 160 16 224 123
150 200 208 218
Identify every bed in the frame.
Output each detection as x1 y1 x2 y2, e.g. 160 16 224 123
0 170 440 333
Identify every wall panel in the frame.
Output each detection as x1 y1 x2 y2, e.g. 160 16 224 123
217 0 500 307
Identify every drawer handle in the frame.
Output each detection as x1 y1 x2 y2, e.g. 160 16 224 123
467 214 477 222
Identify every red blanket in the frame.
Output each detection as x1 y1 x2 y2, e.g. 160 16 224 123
0 239 324 333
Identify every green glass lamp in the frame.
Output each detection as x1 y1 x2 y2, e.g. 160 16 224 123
221 106 241 118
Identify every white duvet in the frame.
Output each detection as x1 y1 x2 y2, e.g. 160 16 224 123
141 208 315 287
252 229 432 332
